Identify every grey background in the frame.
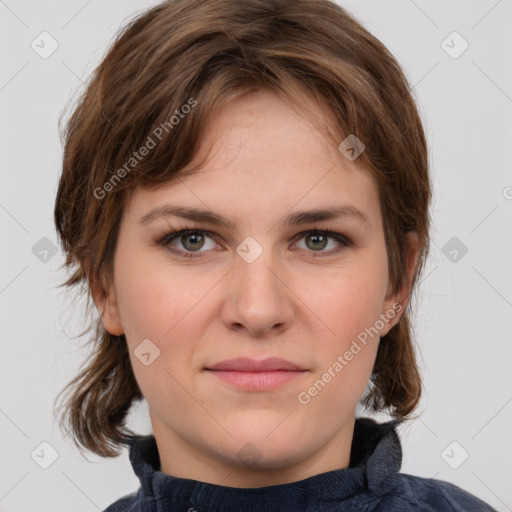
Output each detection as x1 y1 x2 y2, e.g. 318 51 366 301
1 0 511 510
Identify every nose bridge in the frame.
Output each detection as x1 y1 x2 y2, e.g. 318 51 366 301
225 235 292 334
235 236 283 301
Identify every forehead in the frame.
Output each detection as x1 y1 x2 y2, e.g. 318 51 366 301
123 90 382 231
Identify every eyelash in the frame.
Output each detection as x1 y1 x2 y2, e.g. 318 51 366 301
157 224 353 259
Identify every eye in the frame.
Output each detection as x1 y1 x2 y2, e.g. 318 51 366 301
293 229 351 256
157 226 352 259
159 229 219 258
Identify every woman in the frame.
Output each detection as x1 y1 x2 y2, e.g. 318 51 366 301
53 0 497 510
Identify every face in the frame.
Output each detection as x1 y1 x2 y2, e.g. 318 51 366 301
96 90 417 486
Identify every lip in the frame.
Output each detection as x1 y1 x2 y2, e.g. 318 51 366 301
204 357 308 391
205 357 305 372
206 370 306 391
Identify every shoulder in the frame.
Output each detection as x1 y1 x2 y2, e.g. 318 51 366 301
375 473 497 511
102 490 139 512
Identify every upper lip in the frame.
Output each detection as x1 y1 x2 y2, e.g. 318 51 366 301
206 357 306 372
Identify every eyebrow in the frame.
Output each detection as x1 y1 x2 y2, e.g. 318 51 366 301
138 204 370 229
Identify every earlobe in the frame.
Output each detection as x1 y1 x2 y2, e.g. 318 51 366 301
89 271 124 336
405 231 420 289
380 231 421 337
100 295 124 336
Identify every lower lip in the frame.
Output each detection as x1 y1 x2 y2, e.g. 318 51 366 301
205 370 306 391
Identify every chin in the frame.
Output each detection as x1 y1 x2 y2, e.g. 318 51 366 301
225 409 295 438
217 419 307 463
224 438 307 471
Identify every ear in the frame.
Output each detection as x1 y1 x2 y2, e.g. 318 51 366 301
380 231 420 337
88 269 124 336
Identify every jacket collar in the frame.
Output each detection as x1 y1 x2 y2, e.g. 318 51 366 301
126 417 402 509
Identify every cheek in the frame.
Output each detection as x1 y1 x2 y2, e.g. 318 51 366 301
296 256 388 403
112 251 217 393
113 255 203 402
300 261 388 343
299 274 384 411
113 247 204 338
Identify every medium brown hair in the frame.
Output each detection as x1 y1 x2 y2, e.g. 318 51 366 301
54 0 432 457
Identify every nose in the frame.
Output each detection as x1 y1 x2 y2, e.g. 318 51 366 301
220 244 294 338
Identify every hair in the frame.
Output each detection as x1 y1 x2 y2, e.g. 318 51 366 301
53 0 432 458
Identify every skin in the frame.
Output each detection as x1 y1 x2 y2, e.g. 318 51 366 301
93 89 419 487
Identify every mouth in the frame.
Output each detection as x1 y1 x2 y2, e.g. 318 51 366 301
205 356 306 372
204 357 308 391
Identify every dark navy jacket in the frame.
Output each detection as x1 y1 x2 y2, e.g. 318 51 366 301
103 417 497 511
